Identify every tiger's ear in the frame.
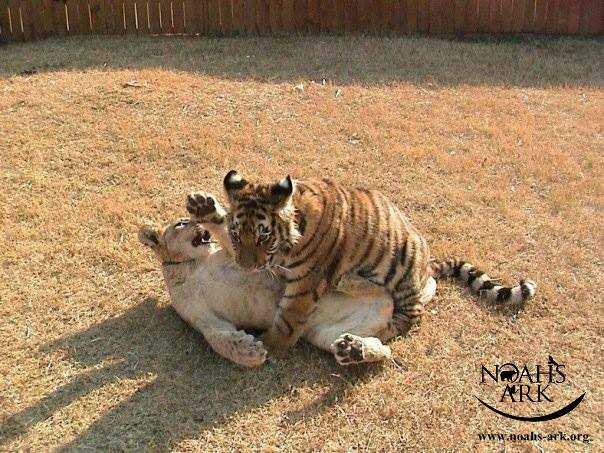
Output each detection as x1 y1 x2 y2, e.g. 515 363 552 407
269 175 294 208
223 170 248 201
138 226 160 249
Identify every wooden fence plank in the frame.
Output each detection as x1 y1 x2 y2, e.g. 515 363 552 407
533 0 547 31
103 0 115 33
29 0 48 38
477 0 489 31
292 0 305 32
122 0 135 33
510 0 524 32
157 0 171 32
417 0 429 32
344 0 357 33
355 0 369 31
40 0 54 36
219 0 231 33
500 0 513 31
587 0 603 34
406 0 418 33
522 0 536 32
320 0 335 33
138 0 151 33
429 0 441 33
243 0 256 34
453 0 466 32
488 0 502 32
231 0 245 33
566 0 581 34
306 0 319 32
465 0 478 32
391 0 402 33
90 0 107 33
0 1 11 40
256 0 269 33
20 0 36 39
556 0 569 33
269 0 282 32
334 0 344 32
53 0 67 36
80 0 92 33
171 0 184 33
440 0 455 33
545 0 558 33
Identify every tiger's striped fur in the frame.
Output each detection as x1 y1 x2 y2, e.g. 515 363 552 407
222 170 536 354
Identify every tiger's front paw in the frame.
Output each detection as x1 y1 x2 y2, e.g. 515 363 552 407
186 192 226 224
260 330 291 358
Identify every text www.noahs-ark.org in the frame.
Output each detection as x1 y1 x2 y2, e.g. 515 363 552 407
478 431 591 444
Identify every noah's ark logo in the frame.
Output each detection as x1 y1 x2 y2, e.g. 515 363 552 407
476 356 585 422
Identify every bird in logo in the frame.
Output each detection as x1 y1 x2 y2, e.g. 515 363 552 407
548 355 559 366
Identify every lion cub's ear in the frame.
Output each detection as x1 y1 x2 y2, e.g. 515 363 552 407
138 226 160 248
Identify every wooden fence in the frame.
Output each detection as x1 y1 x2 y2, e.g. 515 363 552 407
1 0 603 42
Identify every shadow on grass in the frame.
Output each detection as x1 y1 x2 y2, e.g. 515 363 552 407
0 35 602 87
0 297 380 451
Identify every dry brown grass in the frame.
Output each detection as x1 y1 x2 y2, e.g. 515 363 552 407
0 35 602 452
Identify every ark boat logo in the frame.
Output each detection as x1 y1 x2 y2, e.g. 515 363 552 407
477 355 585 422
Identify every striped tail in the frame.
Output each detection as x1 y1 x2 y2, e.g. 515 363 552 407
430 258 537 304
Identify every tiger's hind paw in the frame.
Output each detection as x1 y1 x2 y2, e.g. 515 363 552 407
330 333 391 366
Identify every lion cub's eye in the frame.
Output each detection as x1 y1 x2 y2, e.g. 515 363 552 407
174 220 189 229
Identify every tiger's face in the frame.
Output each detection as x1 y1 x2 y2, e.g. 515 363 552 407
224 170 300 272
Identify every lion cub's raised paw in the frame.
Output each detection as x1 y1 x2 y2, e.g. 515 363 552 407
186 192 226 225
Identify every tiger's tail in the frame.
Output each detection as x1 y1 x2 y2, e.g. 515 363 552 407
429 258 536 304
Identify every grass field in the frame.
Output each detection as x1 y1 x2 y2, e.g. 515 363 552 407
0 35 602 452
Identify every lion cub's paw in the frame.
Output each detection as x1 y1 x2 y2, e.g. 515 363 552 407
186 192 226 224
231 331 268 368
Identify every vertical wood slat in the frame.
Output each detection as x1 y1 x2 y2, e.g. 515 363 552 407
344 0 357 33
356 0 370 32
172 0 184 33
256 0 269 33
429 0 441 33
20 0 35 40
243 0 256 34
522 0 536 32
511 0 525 32
219 0 231 33
231 0 245 33
90 0 106 33
440 0 455 33
137 0 150 34
465 0 478 32
556 0 569 33
158 0 172 33
79 0 92 34
122 0 135 33
417 0 429 33
533 0 547 32
566 0 581 34
292 0 305 32
269 0 282 32
488 0 502 33
306 0 318 32
477 0 489 32
453 0 466 32
545 0 559 33
2 0 17 40
319 0 334 33
500 0 514 31
0 2 9 40
406 0 418 33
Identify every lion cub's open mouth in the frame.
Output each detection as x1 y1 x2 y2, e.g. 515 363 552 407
191 230 211 247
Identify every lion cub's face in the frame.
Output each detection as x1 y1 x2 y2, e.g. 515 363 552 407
138 218 213 264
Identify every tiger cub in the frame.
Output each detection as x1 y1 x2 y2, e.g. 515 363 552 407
219 170 536 355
